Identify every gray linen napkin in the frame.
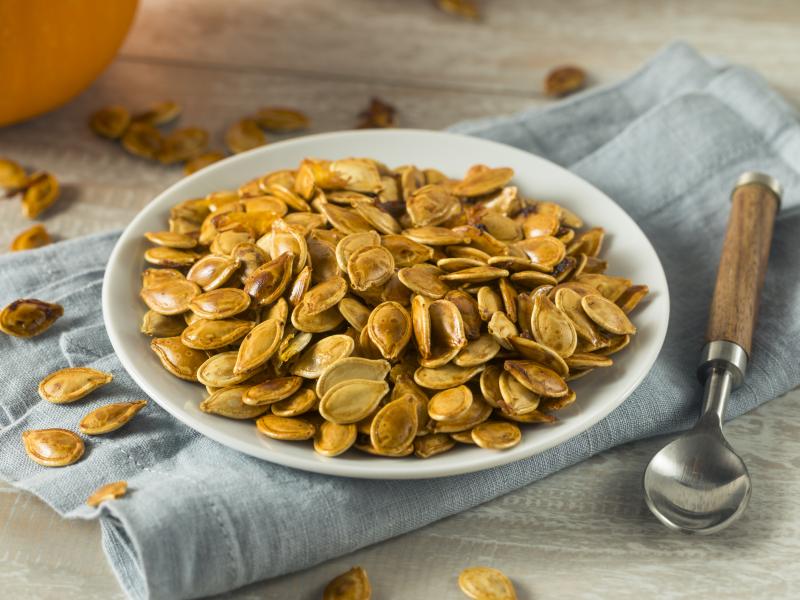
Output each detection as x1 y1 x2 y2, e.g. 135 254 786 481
2 42 800 600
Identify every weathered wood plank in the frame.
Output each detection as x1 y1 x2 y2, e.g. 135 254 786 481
121 0 800 102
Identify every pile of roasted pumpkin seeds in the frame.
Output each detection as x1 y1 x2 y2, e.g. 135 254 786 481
139 156 647 459
89 100 222 173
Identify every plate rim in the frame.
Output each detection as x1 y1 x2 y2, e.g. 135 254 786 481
103 128 670 479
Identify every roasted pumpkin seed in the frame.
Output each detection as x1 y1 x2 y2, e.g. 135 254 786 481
458 566 517 600
0 299 63 337
22 429 84 467
10 224 52 251
38 367 112 404
79 400 148 435
323 566 372 600
86 481 128 506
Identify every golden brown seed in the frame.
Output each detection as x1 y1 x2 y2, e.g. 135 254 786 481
181 318 254 350
315 357 391 398
225 118 267 154
471 421 522 450
291 334 354 378
347 245 395 291
531 293 577 357
184 151 226 175
357 96 397 128
140 278 201 316
414 363 484 390
323 566 372 600
150 336 208 381
144 231 198 249
0 298 63 337
367 301 412 361
144 246 200 268
235 318 283 374
79 400 148 435
271 387 318 417
414 433 456 458
504 360 568 398
244 376 303 406
508 336 569 377
303 276 348 315
89 105 130 139
428 385 473 422
582 294 637 335
436 0 480 19
158 127 209 164
122 122 163 160
370 397 418 454
197 352 253 388
545 65 587 97
10 224 52 251
200 386 270 419
132 100 182 126
397 263 450 299
616 284 650 314
319 379 389 424
0 157 28 191
291 302 345 333
21 171 59 218
458 566 517 600
86 481 128 507
140 310 186 337
189 288 251 320
21 429 84 468
254 107 310 132
38 367 113 404
314 421 357 457
255 414 315 441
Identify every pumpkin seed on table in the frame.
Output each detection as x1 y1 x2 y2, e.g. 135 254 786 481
184 151 226 175
158 127 209 164
0 299 63 337
11 223 52 251
21 171 59 218
545 65 588 97
86 481 128 507
89 106 130 139
357 96 397 128
80 400 148 435
22 429 84 467
458 566 517 600
225 118 266 154
122 122 163 160
324 566 372 600
131 100 182 126
0 157 28 192
138 158 644 459
38 367 113 404
254 107 309 132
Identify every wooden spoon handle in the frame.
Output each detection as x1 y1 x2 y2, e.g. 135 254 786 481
706 173 781 356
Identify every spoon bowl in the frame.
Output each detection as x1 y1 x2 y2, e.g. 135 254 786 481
643 421 751 534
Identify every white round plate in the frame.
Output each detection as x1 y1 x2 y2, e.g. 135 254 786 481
103 129 669 479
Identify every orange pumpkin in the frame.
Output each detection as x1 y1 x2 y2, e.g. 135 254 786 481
0 0 138 127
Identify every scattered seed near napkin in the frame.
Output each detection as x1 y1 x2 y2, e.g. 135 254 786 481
1 42 799 600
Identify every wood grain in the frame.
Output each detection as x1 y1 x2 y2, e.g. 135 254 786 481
707 182 779 354
1 1 799 598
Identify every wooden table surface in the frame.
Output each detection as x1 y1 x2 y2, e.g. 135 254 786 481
2 1 799 598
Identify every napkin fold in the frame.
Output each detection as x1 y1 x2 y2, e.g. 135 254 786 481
2 42 800 600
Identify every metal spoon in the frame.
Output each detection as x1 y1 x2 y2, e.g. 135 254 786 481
643 172 782 534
